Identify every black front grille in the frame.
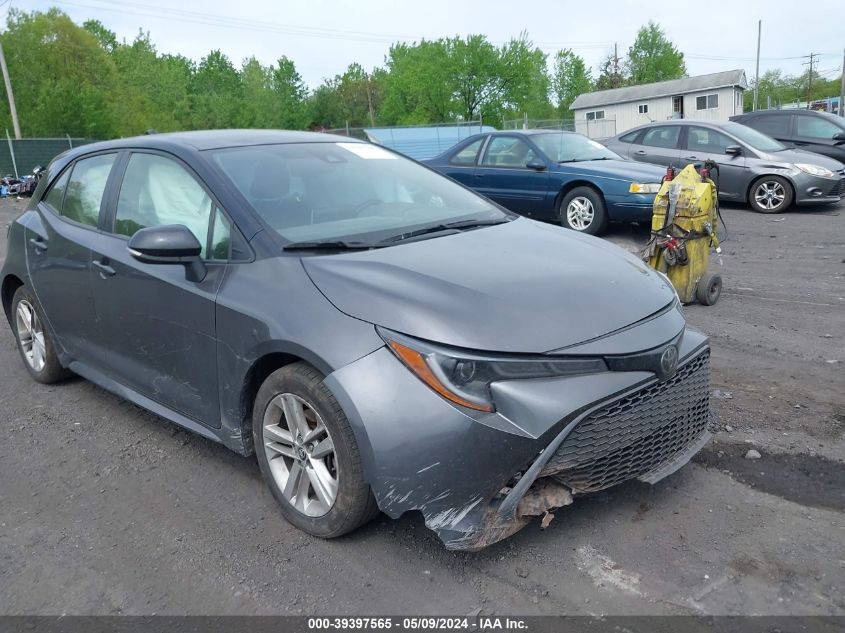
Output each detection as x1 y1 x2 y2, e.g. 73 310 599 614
829 178 845 198
541 350 710 493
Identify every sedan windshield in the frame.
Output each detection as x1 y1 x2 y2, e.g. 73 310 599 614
210 142 506 244
533 132 621 163
722 122 786 152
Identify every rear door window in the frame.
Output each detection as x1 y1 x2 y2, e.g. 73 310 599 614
450 138 485 165
640 126 681 149
43 169 70 213
752 114 791 137
60 153 117 227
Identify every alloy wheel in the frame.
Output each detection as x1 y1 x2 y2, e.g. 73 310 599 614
566 197 595 230
262 393 338 517
15 300 46 372
754 181 786 210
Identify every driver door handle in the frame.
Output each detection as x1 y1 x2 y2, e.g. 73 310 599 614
93 259 116 278
29 237 48 253
634 150 647 155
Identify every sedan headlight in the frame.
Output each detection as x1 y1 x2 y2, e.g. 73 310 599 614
629 183 662 194
794 163 835 178
379 328 607 412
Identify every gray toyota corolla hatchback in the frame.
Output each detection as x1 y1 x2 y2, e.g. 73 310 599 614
1 130 711 550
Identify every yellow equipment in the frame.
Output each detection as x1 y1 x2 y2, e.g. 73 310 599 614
645 163 723 305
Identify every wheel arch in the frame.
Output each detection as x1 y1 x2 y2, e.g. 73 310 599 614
1 274 24 324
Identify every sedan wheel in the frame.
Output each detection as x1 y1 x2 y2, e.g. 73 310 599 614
749 176 793 213
262 392 338 517
566 197 595 231
16 299 46 372
559 186 608 235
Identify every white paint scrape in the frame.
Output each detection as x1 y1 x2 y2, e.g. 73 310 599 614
575 545 644 596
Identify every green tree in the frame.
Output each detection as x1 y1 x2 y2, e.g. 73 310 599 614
190 50 242 129
307 63 380 129
271 56 309 129
0 8 120 137
551 49 591 117
380 40 455 125
594 52 628 90
626 21 686 85
497 33 553 121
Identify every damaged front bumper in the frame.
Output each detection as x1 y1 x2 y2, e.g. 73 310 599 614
325 326 711 551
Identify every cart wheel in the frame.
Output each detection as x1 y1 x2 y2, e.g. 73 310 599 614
696 273 722 306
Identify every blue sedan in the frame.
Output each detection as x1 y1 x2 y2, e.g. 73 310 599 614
425 130 667 235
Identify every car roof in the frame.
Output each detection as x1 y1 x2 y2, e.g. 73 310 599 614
741 109 838 118
67 129 362 155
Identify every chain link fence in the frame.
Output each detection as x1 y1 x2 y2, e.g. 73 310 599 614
0 137 99 179
502 117 617 140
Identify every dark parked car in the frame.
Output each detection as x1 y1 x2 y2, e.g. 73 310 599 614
425 130 667 235
2 130 712 550
731 109 845 164
604 120 845 213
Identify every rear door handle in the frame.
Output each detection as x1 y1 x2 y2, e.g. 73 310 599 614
634 150 647 155
93 259 116 278
29 237 48 253
684 156 698 161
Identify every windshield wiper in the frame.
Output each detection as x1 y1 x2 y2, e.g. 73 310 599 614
283 239 375 251
375 218 510 246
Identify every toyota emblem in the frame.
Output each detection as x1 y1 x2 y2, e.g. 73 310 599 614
659 345 679 379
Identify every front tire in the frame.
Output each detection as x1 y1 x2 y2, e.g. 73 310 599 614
749 176 793 213
559 187 608 235
11 286 70 384
253 362 378 538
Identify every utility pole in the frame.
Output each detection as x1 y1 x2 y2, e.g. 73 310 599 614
612 43 620 88
840 48 845 117
365 72 375 128
753 20 761 111
803 52 818 108
0 42 21 139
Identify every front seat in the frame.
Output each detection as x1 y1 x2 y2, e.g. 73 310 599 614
248 159 311 230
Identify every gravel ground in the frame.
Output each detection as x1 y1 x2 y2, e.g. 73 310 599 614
0 196 843 616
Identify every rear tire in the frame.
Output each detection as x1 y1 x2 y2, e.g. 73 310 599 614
748 176 793 213
559 187 608 235
696 273 722 306
253 362 379 538
11 286 71 384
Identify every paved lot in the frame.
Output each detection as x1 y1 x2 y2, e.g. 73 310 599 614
1 196 843 616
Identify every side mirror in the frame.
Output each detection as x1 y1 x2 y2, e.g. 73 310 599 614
128 224 206 282
526 157 547 171
725 145 742 156
832 132 845 143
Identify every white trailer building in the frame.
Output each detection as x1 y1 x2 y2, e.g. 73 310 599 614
570 70 748 139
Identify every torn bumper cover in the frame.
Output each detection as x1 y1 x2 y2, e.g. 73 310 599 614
325 328 711 551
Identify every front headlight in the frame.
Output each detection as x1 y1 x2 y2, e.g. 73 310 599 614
795 163 835 178
379 328 607 412
629 183 662 194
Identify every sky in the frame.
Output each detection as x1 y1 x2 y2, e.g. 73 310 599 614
18 0 845 90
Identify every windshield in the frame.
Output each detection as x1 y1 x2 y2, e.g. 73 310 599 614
210 142 506 244
533 132 621 162
722 122 786 152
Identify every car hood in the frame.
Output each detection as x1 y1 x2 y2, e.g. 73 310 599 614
301 218 676 354
556 158 667 182
757 147 845 170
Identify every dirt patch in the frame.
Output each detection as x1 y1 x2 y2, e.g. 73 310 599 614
694 441 845 511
